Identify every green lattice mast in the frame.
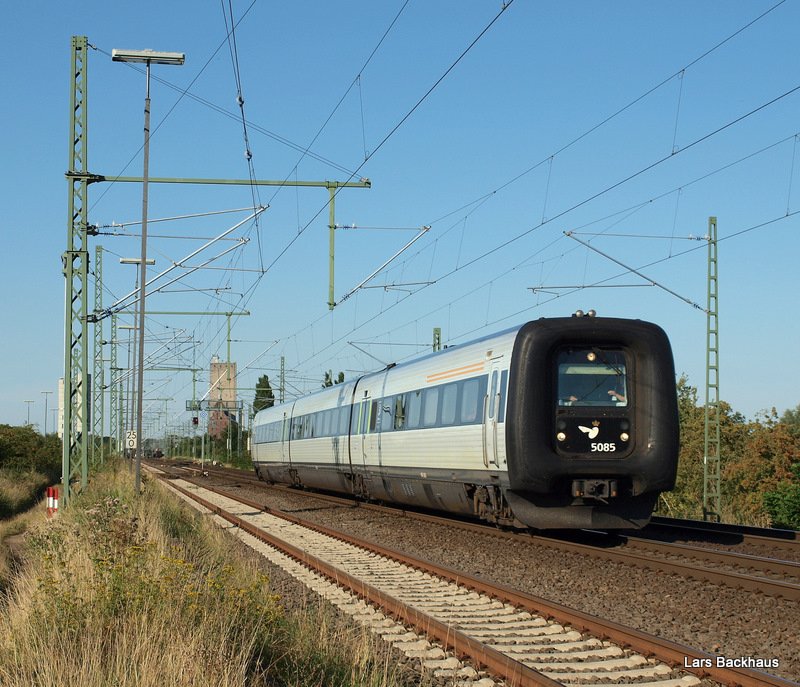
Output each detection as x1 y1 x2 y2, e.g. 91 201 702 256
703 216 721 522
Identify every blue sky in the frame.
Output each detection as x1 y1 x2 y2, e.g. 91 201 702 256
3 1 799 433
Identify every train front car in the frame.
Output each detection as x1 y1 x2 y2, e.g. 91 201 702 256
504 315 679 529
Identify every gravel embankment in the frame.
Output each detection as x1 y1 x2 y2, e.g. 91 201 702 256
208 478 800 683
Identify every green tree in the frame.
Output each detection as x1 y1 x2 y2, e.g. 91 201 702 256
659 375 750 520
781 403 800 436
253 375 275 413
0 424 60 474
322 370 344 388
659 375 705 517
724 410 800 525
763 463 800 529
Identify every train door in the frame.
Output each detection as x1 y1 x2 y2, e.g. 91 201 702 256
283 403 298 484
359 392 380 467
281 411 290 465
483 358 503 468
348 389 372 497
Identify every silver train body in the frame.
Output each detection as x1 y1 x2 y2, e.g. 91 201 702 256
252 316 679 529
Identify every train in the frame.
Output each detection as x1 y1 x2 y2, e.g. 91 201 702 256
251 312 679 529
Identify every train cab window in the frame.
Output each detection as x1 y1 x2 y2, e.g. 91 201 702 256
441 383 458 426
557 349 628 407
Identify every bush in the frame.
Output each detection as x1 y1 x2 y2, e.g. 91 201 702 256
763 463 800 530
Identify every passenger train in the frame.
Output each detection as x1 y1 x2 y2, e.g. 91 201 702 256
252 313 679 529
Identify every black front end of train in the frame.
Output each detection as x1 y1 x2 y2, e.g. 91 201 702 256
504 316 679 529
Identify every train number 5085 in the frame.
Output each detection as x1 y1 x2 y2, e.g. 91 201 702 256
590 442 616 452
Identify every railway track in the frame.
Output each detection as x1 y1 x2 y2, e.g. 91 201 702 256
644 516 800 557
148 463 795 687
155 461 800 602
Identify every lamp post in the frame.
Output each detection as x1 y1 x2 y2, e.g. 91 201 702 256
119 257 155 454
24 400 34 426
112 48 185 493
41 391 53 435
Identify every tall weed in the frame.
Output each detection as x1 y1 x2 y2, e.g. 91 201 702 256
0 461 405 686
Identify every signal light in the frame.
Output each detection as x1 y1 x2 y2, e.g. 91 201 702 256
192 417 199 425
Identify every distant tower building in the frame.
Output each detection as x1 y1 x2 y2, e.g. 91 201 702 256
209 355 237 439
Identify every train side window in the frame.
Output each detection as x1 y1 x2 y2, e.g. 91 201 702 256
406 390 422 429
340 406 350 435
394 394 406 430
423 387 440 427
498 369 508 423
460 378 481 423
331 407 339 436
369 400 379 432
488 371 498 418
441 383 458 426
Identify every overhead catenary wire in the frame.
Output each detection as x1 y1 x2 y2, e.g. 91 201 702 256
153 2 420 383
262 0 516 276
100 3 796 423
194 113 800 406
221 0 265 271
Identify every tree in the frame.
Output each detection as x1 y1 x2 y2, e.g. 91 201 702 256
322 370 345 388
763 463 800 529
724 409 800 525
781 403 800 436
659 375 750 521
0 424 59 474
253 375 275 413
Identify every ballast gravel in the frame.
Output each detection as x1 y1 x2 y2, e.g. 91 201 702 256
224 482 799 683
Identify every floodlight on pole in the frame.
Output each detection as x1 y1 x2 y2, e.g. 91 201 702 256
112 49 185 66
24 400 34 426
113 47 185 495
41 391 53 435
119 257 156 265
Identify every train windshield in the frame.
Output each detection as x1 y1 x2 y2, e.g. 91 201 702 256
557 349 627 407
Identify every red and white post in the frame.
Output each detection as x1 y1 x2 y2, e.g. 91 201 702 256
46 486 59 518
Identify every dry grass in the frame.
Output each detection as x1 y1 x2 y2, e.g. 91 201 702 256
0 461 406 687
0 469 50 519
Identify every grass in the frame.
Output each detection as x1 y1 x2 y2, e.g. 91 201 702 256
0 468 51 520
0 460 410 687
